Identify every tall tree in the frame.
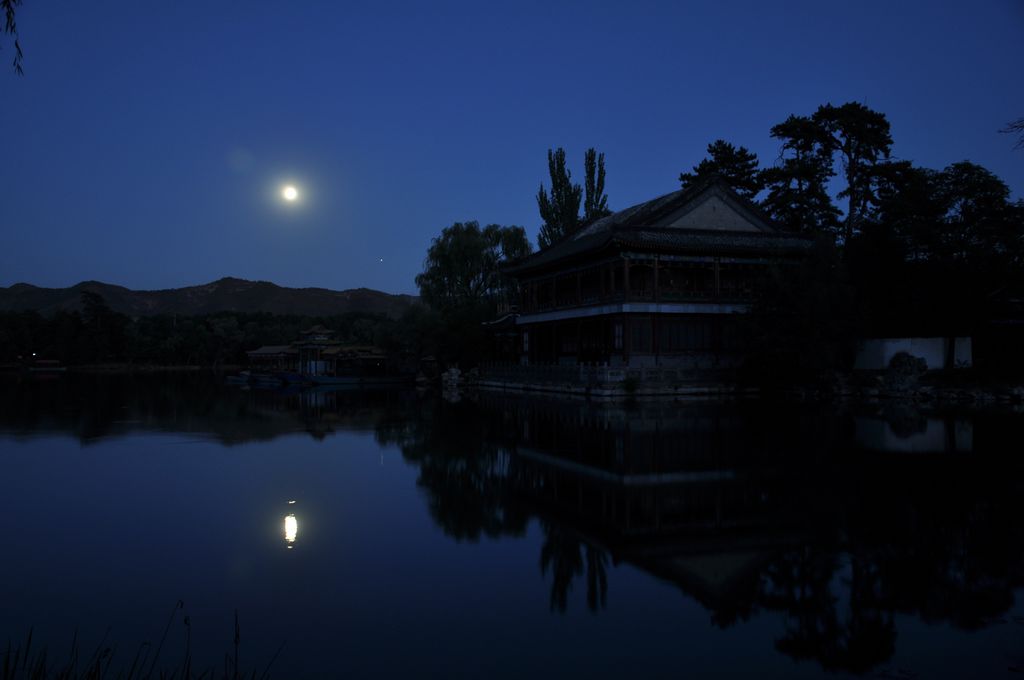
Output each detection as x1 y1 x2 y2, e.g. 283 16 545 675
582 148 611 223
760 115 840 234
679 139 762 200
868 161 942 260
813 102 893 243
416 221 532 365
536 148 583 249
931 161 1019 264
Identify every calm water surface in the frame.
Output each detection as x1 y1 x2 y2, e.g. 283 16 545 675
1 374 1022 678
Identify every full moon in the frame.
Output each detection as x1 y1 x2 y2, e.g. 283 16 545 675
282 185 299 202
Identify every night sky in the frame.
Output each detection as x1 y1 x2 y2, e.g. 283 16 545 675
2 1 1022 295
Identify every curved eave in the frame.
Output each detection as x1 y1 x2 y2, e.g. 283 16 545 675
503 228 813 278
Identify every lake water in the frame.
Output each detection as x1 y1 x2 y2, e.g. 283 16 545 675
1 374 1022 678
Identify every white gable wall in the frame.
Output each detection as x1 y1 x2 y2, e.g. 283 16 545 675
661 194 763 232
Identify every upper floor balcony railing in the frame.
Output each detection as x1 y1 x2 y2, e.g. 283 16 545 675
517 257 764 315
523 282 756 314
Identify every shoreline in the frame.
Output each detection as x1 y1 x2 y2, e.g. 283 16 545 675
1 363 246 374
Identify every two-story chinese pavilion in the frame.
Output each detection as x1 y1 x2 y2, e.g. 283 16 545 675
503 178 813 370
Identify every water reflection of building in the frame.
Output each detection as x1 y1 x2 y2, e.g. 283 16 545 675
854 409 973 453
247 387 416 441
480 395 810 614
465 394 1024 674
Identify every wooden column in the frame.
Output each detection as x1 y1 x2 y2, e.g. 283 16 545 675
654 256 660 302
714 258 721 300
652 315 659 362
576 271 582 305
576 318 582 364
624 257 631 301
618 315 626 366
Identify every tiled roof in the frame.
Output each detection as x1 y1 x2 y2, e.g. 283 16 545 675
322 345 386 358
505 177 812 275
246 345 297 356
300 324 334 335
613 228 814 254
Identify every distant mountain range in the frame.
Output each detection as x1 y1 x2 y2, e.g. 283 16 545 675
0 277 418 318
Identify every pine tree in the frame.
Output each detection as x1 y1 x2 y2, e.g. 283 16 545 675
679 140 762 200
760 115 840 235
813 102 893 243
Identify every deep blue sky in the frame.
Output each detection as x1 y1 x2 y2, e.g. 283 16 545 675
2 1 1022 295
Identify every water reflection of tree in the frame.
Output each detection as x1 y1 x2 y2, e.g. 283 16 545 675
539 522 608 612
0 372 283 443
384 396 1024 674
375 398 529 541
760 547 895 673
753 457 1024 673
839 464 1024 631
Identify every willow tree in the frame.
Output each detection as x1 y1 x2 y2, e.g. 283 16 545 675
416 221 532 365
416 221 532 315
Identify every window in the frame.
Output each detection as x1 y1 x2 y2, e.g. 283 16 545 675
613 322 623 350
658 319 713 351
522 331 529 353
631 319 652 352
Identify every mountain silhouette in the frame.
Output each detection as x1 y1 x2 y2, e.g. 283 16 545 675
0 277 417 318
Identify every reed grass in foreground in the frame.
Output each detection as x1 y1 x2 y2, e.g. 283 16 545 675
2 602 285 680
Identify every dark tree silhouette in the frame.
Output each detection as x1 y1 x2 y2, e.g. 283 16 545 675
414 221 531 364
868 160 942 258
2 0 22 74
539 522 609 613
537 147 613 248
679 140 762 200
760 115 840 234
1001 117 1024 149
812 102 893 243
931 160 1019 264
415 221 531 313
743 239 861 379
582 148 611 223
537 148 582 249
